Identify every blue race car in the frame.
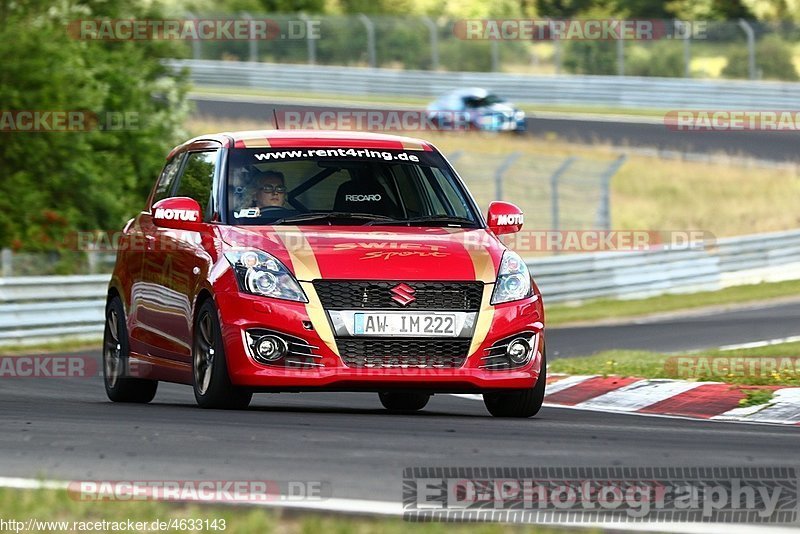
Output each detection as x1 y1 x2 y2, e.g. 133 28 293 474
427 88 526 132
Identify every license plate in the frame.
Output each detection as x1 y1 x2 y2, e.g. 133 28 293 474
353 313 457 336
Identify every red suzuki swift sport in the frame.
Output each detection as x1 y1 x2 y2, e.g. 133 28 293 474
104 130 546 417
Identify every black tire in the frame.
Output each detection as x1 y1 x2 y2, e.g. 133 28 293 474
103 296 158 403
192 300 252 410
483 349 547 418
379 391 431 412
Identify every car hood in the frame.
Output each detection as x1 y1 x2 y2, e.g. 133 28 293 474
479 102 518 115
219 225 505 282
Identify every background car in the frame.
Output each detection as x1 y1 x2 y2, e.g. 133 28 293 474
426 88 526 132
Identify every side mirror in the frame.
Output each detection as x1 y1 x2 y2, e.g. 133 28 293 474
152 197 204 231
487 201 524 235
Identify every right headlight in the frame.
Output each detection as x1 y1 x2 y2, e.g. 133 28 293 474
224 249 308 302
491 250 532 305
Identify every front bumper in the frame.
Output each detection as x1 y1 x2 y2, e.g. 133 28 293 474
216 290 544 392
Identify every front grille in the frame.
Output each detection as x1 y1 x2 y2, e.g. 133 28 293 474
338 338 471 368
314 281 483 311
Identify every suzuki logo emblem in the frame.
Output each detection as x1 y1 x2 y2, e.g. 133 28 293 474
390 283 416 306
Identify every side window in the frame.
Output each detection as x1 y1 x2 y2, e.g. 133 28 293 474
152 154 185 204
173 151 218 222
428 167 472 218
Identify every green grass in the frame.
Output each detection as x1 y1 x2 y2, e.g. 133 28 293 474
545 279 800 326
549 341 800 387
0 337 101 356
0 487 591 534
739 389 775 407
188 116 800 239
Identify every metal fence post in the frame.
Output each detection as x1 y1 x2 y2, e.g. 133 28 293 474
358 14 376 68
494 152 521 201
595 155 627 230
616 31 625 76
1 248 11 277
86 244 98 275
186 12 202 60
549 157 577 233
300 13 316 65
675 19 692 78
547 19 562 74
421 17 439 70
738 19 757 80
241 12 258 62
490 39 499 72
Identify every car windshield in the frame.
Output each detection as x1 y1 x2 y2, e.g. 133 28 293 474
226 146 481 226
463 94 503 108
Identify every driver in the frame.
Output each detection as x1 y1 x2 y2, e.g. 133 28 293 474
253 170 287 210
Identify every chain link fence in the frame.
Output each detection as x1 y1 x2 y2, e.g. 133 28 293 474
182 14 800 81
0 153 624 276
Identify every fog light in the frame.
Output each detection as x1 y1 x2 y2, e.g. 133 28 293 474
255 335 287 362
507 338 531 365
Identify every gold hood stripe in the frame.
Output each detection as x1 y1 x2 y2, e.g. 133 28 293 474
469 286 495 357
272 227 340 357
442 228 498 356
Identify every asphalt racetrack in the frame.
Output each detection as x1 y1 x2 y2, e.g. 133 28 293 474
3 301 799 504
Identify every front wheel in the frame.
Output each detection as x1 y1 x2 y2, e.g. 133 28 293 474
379 391 431 412
103 296 158 403
483 349 546 418
192 300 252 410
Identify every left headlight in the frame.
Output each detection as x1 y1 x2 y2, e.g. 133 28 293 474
491 250 532 305
224 250 308 302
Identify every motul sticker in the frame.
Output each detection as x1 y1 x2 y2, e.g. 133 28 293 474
154 208 198 221
496 213 523 225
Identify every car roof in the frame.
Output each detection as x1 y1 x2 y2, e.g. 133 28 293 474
168 130 435 159
446 87 494 98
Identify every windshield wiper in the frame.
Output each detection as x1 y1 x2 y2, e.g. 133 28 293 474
271 212 396 225
367 215 476 227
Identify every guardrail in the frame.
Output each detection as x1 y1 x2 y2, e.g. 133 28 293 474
169 59 800 110
0 275 109 346
2 229 799 346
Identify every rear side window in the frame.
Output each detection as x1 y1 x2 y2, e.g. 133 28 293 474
174 151 218 221
152 154 185 204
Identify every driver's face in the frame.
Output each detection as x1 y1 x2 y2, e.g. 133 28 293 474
257 176 286 208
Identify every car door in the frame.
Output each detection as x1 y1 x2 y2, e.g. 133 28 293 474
139 147 221 364
128 152 185 358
